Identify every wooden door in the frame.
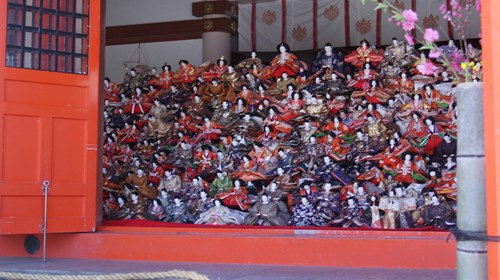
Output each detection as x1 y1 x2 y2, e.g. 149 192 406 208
0 0 102 234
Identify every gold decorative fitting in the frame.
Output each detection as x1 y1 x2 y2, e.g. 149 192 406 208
230 21 237 33
230 4 237 15
204 20 214 31
204 2 214 14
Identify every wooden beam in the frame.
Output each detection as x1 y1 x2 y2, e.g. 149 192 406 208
192 0 238 18
106 18 237 46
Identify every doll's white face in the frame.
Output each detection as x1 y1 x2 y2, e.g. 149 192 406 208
228 66 234 72
413 113 419 120
165 170 171 177
219 60 224 66
325 45 332 53
222 101 228 109
357 186 365 195
135 88 141 94
365 63 370 70
293 93 299 100
137 169 144 176
390 139 396 146
388 99 395 106
279 45 286 53
282 72 288 79
153 200 158 206
347 198 355 206
301 197 309 205
361 41 367 48
212 80 218 86
425 118 433 125
195 95 201 102
315 77 321 84
401 73 407 79
215 200 221 207
118 197 124 205
393 39 398 45
356 131 363 139
277 167 284 175
304 185 310 191
217 172 224 179
251 51 257 58
323 156 331 165
371 80 377 87
174 198 181 204
405 154 411 161
200 191 207 199
270 183 277 191
131 70 136 76
324 183 332 192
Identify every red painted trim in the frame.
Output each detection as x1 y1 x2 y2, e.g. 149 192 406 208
411 0 417 38
313 0 318 50
344 0 350 47
376 0 382 46
251 0 256 51
446 0 453 39
281 0 286 42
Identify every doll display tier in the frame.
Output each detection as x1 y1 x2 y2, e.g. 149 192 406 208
102 42 472 230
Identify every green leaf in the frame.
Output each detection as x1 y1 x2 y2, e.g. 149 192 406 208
375 3 388 11
418 44 435 51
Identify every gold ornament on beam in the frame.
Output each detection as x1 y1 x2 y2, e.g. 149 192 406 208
230 21 237 33
204 20 214 31
204 2 214 14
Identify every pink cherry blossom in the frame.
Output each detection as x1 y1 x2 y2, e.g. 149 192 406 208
401 9 418 32
423 28 440 44
404 32 414 46
429 49 441 59
416 62 438 76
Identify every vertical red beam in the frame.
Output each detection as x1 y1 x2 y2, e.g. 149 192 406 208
482 0 500 279
344 0 350 47
376 0 382 46
446 0 453 39
251 0 256 51
411 0 416 38
281 0 286 43
313 0 318 50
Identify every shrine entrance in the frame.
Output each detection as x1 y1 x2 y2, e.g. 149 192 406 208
0 0 103 235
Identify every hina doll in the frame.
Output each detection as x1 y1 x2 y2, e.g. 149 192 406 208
195 199 246 225
289 197 325 227
244 193 289 226
348 62 379 90
215 179 250 211
344 39 384 68
261 43 301 80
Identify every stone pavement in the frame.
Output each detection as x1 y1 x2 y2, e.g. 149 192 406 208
0 257 456 280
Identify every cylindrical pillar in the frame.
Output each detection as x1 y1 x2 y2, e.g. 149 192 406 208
201 1 231 64
456 82 488 280
202 31 231 64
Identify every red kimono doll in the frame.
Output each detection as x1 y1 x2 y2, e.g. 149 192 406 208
156 64 174 89
263 106 294 135
202 57 229 82
347 62 379 90
404 112 427 140
261 43 300 80
352 80 391 104
231 155 267 182
104 77 120 102
344 40 384 68
215 179 250 211
194 146 218 173
177 111 199 134
123 87 152 114
194 117 223 143
173 60 197 84
394 153 427 184
386 72 415 95
281 92 305 122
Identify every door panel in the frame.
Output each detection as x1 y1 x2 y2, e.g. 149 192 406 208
0 0 102 234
